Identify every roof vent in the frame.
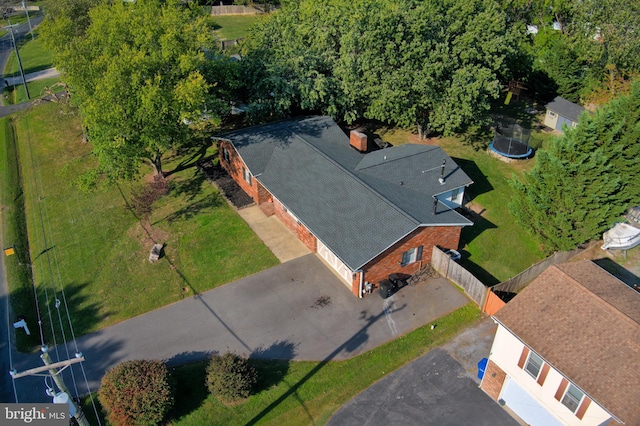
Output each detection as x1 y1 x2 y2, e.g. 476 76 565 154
350 130 367 152
438 160 446 185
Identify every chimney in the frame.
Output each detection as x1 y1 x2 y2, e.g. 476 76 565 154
350 130 367 152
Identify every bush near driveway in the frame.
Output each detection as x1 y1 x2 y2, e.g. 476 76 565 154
206 352 257 403
98 359 174 426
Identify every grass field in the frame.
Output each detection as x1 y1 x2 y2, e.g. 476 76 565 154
80 303 479 425
4 30 53 78
8 103 278 351
212 14 262 40
3 77 62 105
0 116 38 352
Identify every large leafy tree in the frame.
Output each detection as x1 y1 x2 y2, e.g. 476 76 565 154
510 81 640 252
243 0 516 136
41 0 219 180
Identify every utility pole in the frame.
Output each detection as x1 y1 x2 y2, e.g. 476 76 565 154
21 0 33 41
2 14 30 99
10 345 91 426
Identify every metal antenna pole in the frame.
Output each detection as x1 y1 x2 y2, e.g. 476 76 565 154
22 0 33 41
3 16 30 99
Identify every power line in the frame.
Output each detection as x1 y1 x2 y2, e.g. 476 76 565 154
9 109 94 425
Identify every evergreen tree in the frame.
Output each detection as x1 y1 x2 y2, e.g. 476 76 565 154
510 81 640 252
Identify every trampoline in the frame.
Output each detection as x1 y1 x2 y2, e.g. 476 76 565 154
489 121 532 159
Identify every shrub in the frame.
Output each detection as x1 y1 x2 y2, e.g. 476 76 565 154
98 359 174 426
206 352 257 402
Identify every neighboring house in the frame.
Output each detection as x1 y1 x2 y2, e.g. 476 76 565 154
544 96 585 132
480 260 640 426
217 116 473 296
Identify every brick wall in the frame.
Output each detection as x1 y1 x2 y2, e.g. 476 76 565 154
273 198 317 252
362 225 462 286
481 359 507 401
219 140 257 202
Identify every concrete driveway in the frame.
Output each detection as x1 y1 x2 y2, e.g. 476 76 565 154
10 254 469 402
327 318 519 426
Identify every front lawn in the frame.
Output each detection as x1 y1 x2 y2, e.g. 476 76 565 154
4 30 53 77
9 102 278 350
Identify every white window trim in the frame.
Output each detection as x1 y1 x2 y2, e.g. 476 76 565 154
524 352 543 379
561 384 585 413
242 166 252 185
401 246 423 266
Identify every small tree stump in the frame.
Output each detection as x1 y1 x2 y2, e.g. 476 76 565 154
149 244 163 263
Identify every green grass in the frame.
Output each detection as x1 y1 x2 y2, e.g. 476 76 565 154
439 136 544 283
212 14 262 40
4 77 62 105
0 116 38 352
9 103 278 351
79 303 479 425
4 30 53 77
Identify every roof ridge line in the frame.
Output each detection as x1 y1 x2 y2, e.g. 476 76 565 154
554 264 640 326
291 129 424 225
354 145 439 171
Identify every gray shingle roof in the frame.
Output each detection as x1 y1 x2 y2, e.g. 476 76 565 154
494 261 640 425
220 116 472 270
546 96 586 123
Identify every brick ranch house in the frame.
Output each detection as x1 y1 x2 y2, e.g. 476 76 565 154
216 116 473 297
481 260 640 426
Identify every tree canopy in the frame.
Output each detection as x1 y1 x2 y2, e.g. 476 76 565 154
41 0 221 181
242 0 517 136
510 81 640 252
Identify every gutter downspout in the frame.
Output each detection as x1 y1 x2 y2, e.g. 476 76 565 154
358 270 364 298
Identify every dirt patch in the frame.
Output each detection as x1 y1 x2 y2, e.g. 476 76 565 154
128 221 170 248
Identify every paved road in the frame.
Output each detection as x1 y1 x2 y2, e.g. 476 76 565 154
9 254 469 403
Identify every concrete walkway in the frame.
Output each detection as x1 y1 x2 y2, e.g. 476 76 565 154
237 205 311 262
4 67 59 86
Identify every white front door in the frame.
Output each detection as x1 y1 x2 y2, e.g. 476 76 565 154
317 240 352 287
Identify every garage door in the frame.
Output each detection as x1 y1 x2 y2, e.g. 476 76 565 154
500 377 564 426
317 240 353 287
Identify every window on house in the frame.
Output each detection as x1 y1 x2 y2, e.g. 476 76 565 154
524 352 543 379
561 384 584 413
401 246 423 266
549 111 557 118
222 147 229 162
242 167 252 185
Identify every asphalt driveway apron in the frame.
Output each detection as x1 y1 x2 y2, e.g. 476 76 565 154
10 254 468 400
327 318 519 426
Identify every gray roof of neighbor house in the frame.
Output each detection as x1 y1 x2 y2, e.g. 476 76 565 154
219 116 473 271
546 96 586 123
494 260 640 425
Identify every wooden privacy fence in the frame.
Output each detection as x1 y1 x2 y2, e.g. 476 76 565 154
211 5 261 15
431 247 488 307
490 247 585 295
